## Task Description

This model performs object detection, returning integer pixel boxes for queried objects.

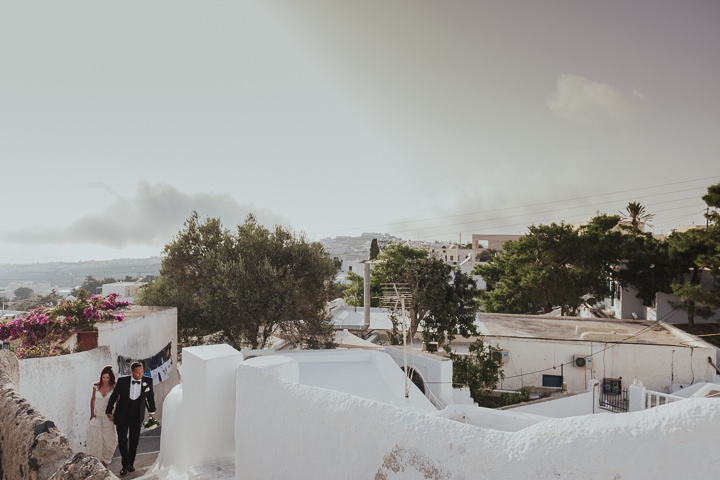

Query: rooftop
[474,313,701,347]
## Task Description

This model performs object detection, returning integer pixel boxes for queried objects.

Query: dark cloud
[0,182,289,247]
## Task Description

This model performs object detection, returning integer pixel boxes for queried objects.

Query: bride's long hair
[95,365,116,387]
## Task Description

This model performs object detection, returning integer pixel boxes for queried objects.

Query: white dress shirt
[130,378,142,400]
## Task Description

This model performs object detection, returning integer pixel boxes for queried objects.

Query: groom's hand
[107,414,114,422]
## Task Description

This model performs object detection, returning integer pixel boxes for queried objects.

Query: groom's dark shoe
[120,467,128,476]
[128,465,136,472]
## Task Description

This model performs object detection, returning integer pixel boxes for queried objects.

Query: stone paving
[107,428,161,479]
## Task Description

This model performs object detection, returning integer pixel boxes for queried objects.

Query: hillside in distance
[0,257,162,289]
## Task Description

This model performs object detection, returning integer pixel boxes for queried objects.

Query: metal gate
[599,378,628,412]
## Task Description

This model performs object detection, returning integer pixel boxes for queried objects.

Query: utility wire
[310,175,720,238]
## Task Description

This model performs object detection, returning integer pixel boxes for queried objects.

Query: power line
[310,175,720,238]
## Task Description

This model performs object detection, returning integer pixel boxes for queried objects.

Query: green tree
[475,248,497,262]
[620,201,655,233]
[327,281,346,301]
[614,231,673,305]
[475,217,622,316]
[666,229,717,324]
[14,289,64,311]
[665,185,720,324]
[137,212,339,350]
[13,287,34,300]
[702,183,720,226]
[343,270,365,308]
[71,276,118,296]
[445,339,504,404]
[371,245,479,344]
[369,238,380,260]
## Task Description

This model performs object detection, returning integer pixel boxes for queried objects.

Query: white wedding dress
[86,387,118,464]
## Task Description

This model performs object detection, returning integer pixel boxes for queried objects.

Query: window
[542,374,563,388]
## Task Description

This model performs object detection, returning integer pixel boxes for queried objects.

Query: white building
[148,344,720,479]
[461,312,718,393]
[101,280,147,303]
[608,272,720,324]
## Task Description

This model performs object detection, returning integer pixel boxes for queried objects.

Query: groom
[107,361,156,476]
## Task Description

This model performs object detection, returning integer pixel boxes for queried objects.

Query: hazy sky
[1,0,719,264]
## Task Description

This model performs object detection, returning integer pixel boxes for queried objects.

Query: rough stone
[48,453,118,480]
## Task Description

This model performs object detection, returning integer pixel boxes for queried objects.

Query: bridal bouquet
[143,418,161,431]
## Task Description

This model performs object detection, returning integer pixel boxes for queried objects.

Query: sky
[1,0,719,264]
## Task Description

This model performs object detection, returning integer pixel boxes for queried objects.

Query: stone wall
[0,350,116,480]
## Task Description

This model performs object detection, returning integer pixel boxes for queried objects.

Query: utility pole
[380,283,413,398]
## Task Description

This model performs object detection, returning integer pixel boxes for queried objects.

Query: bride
[87,365,118,468]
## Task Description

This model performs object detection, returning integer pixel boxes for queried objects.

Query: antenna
[380,283,412,398]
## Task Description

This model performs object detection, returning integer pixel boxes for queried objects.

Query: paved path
[108,427,161,479]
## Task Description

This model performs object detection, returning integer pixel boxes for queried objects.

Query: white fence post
[628,378,646,412]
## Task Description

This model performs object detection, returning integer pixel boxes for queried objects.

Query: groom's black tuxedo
[106,375,156,470]
[107,375,156,422]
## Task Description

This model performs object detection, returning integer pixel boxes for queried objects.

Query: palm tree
[621,201,654,233]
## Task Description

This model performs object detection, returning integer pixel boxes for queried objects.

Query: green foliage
[0,292,128,359]
[371,245,479,344]
[14,287,34,300]
[475,217,622,316]
[71,276,119,297]
[620,201,654,233]
[370,238,380,260]
[445,339,504,403]
[475,387,532,408]
[11,289,64,312]
[702,183,720,225]
[327,281,346,301]
[332,257,343,271]
[666,189,720,324]
[614,232,673,303]
[343,270,365,307]
[137,212,339,350]
[475,249,497,263]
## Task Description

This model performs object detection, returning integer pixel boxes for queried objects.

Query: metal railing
[599,379,629,412]
[643,390,683,409]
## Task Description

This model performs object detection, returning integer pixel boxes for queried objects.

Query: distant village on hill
[0,257,163,297]
[0,233,478,298]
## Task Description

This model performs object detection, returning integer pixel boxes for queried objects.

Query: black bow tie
[132,380,141,384]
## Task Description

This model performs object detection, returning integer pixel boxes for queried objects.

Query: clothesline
[117,342,172,385]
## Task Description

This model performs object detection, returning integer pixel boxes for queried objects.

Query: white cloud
[0,182,290,248]
[547,74,641,126]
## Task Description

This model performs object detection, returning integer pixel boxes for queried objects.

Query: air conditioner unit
[491,350,510,363]
[573,354,593,368]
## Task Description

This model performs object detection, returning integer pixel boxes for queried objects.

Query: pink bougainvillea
[0,290,130,359]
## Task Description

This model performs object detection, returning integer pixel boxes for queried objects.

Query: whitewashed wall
[233,361,720,479]
[96,306,179,417]
[491,335,716,393]
[615,286,646,319]
[18,346,113,451]
[385,346,453,406]
[509,390,603,418]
